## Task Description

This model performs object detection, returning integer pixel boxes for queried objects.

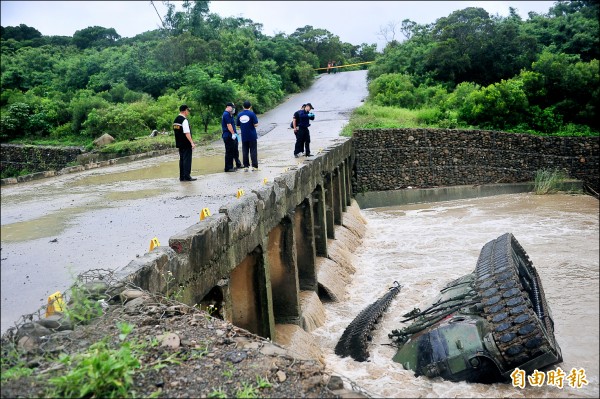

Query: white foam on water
[312,193,599,398]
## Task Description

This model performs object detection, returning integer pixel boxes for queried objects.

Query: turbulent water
[311,193,599,398]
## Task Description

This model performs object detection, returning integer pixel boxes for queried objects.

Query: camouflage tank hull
[336,233,563,384]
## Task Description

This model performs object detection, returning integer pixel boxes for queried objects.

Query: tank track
[474,233,562,370]
[335,282,401,362]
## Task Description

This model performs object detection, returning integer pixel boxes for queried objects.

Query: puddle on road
[105,188,165,201]
[0,205,95,243]
[1,155,227,243]
[68,155,224,186]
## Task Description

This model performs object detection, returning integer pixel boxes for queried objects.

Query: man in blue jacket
[292,103,315,158]
[221,102,243,172]
[236,100,260,171]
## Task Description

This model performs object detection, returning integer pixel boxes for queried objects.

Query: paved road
[0,70,369,333]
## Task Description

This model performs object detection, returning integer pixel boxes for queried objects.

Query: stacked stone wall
[353,129,599,193]
[1,144,84,174]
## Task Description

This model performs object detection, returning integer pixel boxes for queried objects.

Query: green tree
[0,102,31,140]
[459,79,529,129]
[369,73,417,108]
[290,25,345,68]
[255,34,317,92]
[242,62,284,111]
[368,21,434,83]
[217,29,260,81]
[1,45,63,90]
[425,7,495,85]
[161,0,210,36]
[153,31,210,72]
[356,43,378,63]
[1,24,42,41]
[69,90,110,135]
[526,0,600,61]
[530,50,599,128]
[72,26,121,49]
[182,66,236,133]
[82,102,150,140]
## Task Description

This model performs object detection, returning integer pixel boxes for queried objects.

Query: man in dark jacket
[173,104,197,181]
[292,103,315,158]
[221,102,242,172]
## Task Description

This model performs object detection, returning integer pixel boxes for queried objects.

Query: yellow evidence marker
[200,207,211,220]
[45,291,65,317]
[149,237,160,251]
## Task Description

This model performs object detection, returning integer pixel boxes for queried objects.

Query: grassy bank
[341,104,599,138]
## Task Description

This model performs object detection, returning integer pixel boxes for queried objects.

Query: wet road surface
[0,70,369,333]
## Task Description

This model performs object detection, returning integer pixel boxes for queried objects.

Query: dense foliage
[367,0,599,135]
[0,1,375,143]
[1,0,598,147]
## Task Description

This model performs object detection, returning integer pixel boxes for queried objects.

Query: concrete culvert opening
[197,286,224,320]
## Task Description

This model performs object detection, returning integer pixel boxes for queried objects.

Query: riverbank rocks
[93,133,115,147]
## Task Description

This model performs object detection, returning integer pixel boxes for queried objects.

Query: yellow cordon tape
[314,61,374,71]
[200,207,211,220]
[149,237,160,251]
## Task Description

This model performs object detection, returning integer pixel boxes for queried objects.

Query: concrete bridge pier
[115,140,357,355]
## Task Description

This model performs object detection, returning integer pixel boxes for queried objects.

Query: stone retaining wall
[352,128,599,193]
[1,144,84,175]
[0,144,176,185]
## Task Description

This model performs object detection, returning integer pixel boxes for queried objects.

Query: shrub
[0,103,31,140]
[414,107,444,126]
[459,79,529,129]
[47,323,140,398]
[534,168,567,194]
[369,73,417,108]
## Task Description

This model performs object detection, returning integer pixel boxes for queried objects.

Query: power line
[150,1,165,29]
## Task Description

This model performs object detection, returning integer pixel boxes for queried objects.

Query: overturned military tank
[335,233,563,383]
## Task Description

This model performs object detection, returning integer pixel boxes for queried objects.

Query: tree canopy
[1,0,597,143]
[1,1,375,142]
[367,0,598,133]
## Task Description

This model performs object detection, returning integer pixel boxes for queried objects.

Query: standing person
[173,104,197,181]
[236,100,259,171]
[293,103,315,158]
[221,102,242,172]
[291,104,304,156]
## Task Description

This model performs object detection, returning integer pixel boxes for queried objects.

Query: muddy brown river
[311,192,598,398]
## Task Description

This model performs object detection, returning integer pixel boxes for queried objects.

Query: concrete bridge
[114,140,357,352]
[111,126,597,352]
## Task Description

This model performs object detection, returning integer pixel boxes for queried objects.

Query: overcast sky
[1,1,556,50]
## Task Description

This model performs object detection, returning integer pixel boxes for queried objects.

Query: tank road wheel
[474,233,562,371]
